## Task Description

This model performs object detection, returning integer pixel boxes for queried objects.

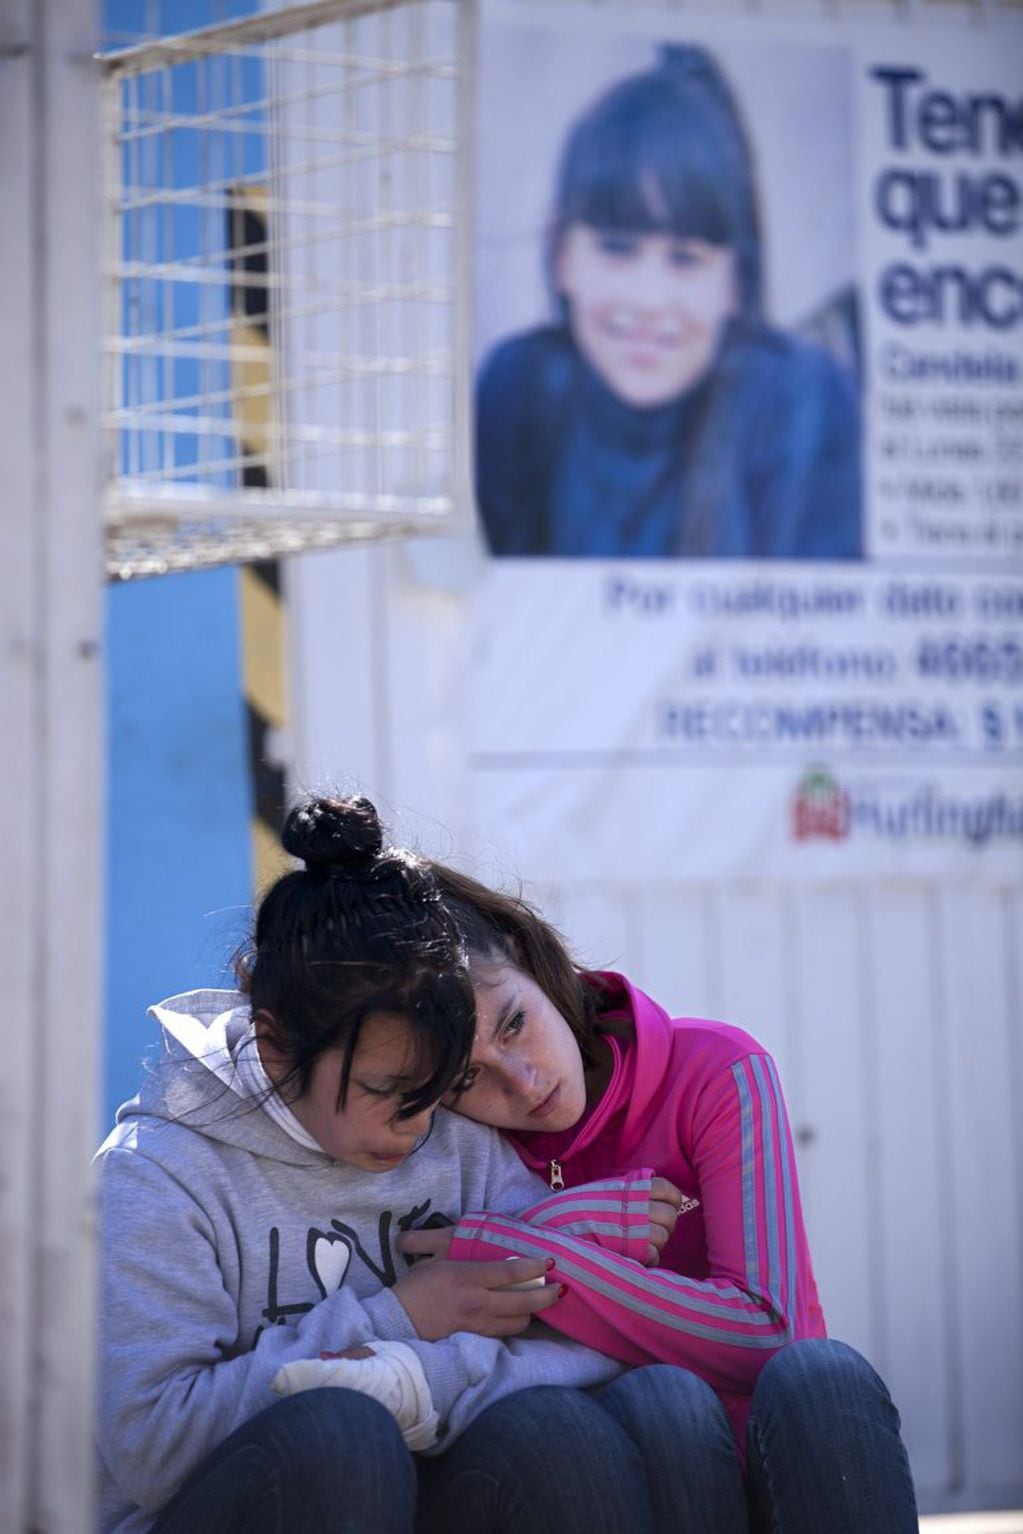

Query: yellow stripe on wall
[241,563,285,733]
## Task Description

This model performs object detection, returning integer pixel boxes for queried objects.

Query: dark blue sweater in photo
[475,323,862,560]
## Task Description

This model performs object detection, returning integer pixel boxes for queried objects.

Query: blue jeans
[416,1384,655,1534]
[592,1340,918,1534]
[746,1338,919,1533]
[148,1341,918,1533]
[148,1384,655,1534]
[149,1389,416,1534]
[597,1364,749,1529]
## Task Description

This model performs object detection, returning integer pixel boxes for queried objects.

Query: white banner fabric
[469,4,1023,879]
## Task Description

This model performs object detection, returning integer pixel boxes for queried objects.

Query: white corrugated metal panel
[535,877,1023,1510]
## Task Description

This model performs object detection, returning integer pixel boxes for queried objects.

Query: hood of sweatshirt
[119,988,338,1168]
[506,971,676,1179]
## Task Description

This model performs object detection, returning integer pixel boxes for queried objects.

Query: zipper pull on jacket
[549,1159,565,1190]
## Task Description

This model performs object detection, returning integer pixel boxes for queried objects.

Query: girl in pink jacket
[397,865,920,1533]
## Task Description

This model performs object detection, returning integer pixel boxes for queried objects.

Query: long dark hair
[547,44,763,323]
[237,795,475,1120]
[427,863,623,1069]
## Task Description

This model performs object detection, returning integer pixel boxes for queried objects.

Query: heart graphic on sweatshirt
[307,1229,352,1297]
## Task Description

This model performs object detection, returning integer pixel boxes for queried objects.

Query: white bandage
[272,1338,439,1451]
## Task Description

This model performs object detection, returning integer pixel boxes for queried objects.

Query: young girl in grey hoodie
[96,796,665,1534]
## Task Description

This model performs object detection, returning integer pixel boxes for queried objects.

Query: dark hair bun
[282,795,384,873]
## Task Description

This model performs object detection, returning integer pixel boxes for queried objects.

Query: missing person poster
[468,2,1023,879]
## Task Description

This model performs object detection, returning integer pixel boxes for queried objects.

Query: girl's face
[267,1012,441,1172]
[556,224,737,408]
[449,963,589,1135]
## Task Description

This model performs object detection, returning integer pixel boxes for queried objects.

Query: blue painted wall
[104,570,252,1124]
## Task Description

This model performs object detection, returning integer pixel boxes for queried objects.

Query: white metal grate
[101,0,467,580]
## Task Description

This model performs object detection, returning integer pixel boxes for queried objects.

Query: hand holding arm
[391,1253,559,1340]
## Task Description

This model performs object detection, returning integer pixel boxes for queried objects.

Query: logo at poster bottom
[792,767,851,842]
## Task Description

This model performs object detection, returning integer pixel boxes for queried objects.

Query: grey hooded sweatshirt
[96,991,622,1534]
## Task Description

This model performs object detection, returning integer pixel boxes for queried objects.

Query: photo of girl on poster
[475,41,862,560]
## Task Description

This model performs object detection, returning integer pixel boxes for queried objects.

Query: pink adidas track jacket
[448,973,826,1447]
